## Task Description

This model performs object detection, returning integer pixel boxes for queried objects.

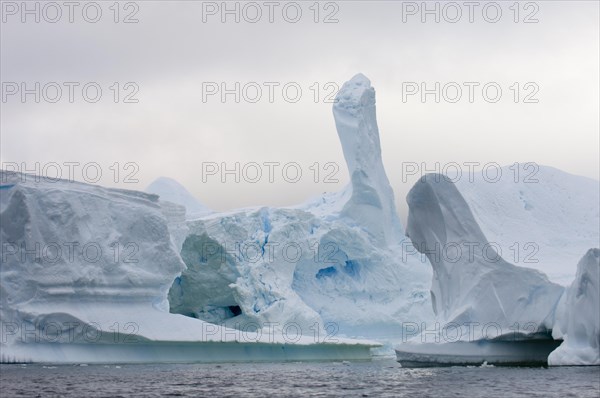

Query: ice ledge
[395,337,562,367]
[2,342,376,364]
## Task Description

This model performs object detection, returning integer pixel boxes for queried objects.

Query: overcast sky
[1,0,598,223]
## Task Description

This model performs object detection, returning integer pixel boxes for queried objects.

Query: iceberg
[164,74,434,342]
[549,248,600,366]
[0,73,431,363]
[2,73,595,366]
[405,174,564,330]
[398,173,599,366]
[0,172,376,363]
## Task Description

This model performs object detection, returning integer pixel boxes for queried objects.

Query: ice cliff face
[406,175,564,331]
[0,172,184,315]
[167,74,433,338]
[549,248,600,365]
[0,171,186,359]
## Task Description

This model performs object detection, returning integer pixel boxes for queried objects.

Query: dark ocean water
[1,360,599,397]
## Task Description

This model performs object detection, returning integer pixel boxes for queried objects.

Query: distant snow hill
[146,176,212,219]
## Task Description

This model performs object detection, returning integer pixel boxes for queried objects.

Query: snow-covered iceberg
[399,173,599,366]
[549,248,600,366]
[0,171,376,363]
[0,73,431,363]
[3,73,595,366]
[405,174,564,330]
[163,74,434,342]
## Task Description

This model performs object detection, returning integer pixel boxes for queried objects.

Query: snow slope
[549,248,600,366]
[456,165,599,285]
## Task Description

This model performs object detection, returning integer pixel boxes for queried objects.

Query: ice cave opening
[167,233,243,325]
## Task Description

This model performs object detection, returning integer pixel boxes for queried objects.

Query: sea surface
[1,360,599,397]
